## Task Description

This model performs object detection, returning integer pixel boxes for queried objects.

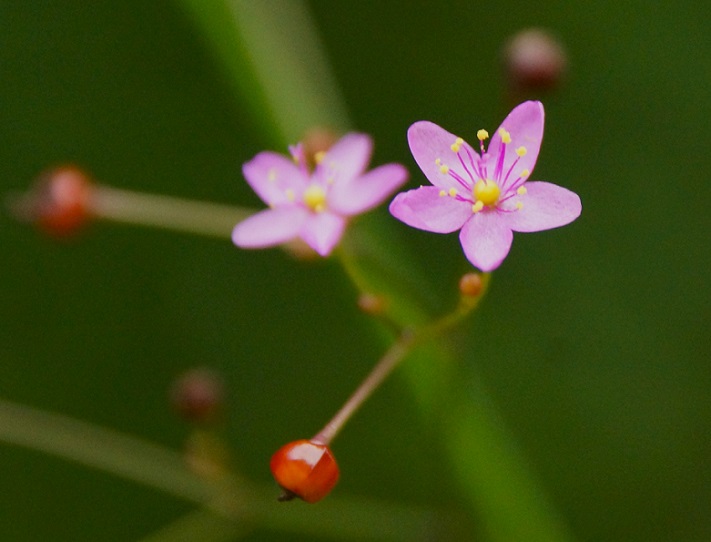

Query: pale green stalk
[0,397,454,542]
[90,185,252,239]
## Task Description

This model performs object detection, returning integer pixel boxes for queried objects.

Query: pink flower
[389,101,581,271]
[233,134,408,256]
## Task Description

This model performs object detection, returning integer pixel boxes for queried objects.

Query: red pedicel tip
[15,165,94,236]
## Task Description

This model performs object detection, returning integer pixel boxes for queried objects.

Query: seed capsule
[270,439,339,503]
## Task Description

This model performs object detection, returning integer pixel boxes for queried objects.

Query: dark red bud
[170,368,225,424]
[503,28,567,94]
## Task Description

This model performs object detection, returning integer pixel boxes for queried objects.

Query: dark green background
[1,1,710,540]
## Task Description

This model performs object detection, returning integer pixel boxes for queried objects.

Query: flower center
[473,179,500,206]
[303,184,327,213]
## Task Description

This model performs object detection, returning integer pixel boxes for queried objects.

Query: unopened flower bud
[282,237,320,260]
[459,272,483,298]
[503,28,567,94]
[302,127,339,168]
[11,165,94,236]
[357,293,388,315]
[170,368,225,424]
[270,439,339,503]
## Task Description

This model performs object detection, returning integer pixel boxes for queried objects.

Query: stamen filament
[447,169,471,191]
[457,152,475,183]
[494,142,506,181]
[503,156,521,190]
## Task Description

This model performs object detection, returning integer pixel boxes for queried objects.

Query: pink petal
[459,212,513,271]
[499,181,582,232]
[315,133,372,185]
[242,152,309,206]
[300,211,346,256]
[232,207,307,248]
[329,163,409,216]
[486,101,544,191]
[389,186,472,233]
[407,121,479,191]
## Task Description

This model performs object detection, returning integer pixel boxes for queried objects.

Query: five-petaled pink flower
[233,134,408,256]
[389,101,581,271]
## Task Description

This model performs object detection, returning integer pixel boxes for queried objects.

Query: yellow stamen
[267,168,277,182]
[517,186,527,195]
[448,188,457,197]
[472,201,484,213]
[516,202,524,210]
[477,129,489,141]
[314,151,326,164]
[516,146,527,157]
[439,190,446,197]
[450,137,464,152]
[499,128,511,144]
[439,164,450,174]
[303,184,327,212]
[473,179,501,206]
[520,168,530,178]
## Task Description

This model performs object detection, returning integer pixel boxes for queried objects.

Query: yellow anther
[435,158,442,165]
[516,202,524,210]
[450,137,464,152]
[472,201,484,213]
[448,188,457,197]
[499,128,512,144]
[477,129,489,141]
[517,186,527,195]
[516,146,527,157]
[314,151,326,164]
[473,179,501,206]
[267,168,277,182]
[303,184,327,212]
[285,189,295,201]
[439,190,446,197]
[520,169,530,178]
[439,164,450,174]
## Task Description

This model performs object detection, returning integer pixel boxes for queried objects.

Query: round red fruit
[270,439,339,503]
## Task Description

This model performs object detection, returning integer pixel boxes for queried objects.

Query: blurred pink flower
[389,101,581,271]
[233,134,408,256]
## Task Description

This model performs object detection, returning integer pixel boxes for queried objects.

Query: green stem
[176,0,350,144]
[90,185,252,239]
[137,508,249,542]
[314,272,491,446]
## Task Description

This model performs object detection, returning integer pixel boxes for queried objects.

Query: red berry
[270,439,339,503]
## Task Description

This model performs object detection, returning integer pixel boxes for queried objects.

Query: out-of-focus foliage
[0,1,710,541]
